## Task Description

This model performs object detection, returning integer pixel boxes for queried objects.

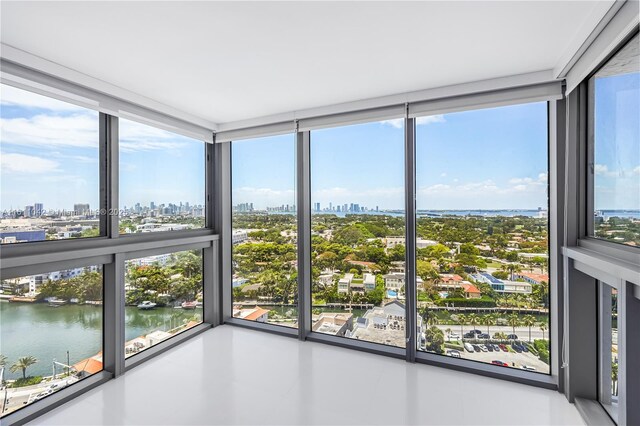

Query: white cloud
[440,172,447,177]
[1,153,60,174]
[380,115,445,129]
[1,85,86,112]
[380,118,403,129]
[416,115,446,125]
[0,110,191,153]
[594,164,640,178]
[119,119,190,152]
[1,113,99,148]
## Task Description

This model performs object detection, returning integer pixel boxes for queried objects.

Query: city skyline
[1,84,205,211]
[3,78,638,212]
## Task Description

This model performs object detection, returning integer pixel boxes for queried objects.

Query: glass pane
[231,134,298,328]
[600,284,619,423]
[0,266,103,417]
[119,119,205,234]
[310,120,405,347]
[590,33,640,246]
[124,249,203,358]
[415,103,550,373]
[0,84,100,243]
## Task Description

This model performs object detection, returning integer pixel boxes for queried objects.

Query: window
[599,282,619,423]
[0,84,100,243]
[124,249,203,358]
[310,120,405,347]
[589,33,640,246]
[415,103,551,373]
[0,266,103,417]
[119,119,206,234]
[231,134,298,328]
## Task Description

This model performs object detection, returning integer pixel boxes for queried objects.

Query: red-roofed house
[514,272,549,285]
[462,283,482,299]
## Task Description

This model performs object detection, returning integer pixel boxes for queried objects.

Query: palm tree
[425,310,439,327]
[481,314,495,336]
[0,354,7,368]
[523,315,536,342]
[507,313,521,337]
[445,328,453,341]
[539,322,548,340]
[468,313,479,331]
[10,356,37,380]
[501,263,522,281]
[457,314,467,337]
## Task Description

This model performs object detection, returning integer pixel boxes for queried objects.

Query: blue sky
[233,103,551,210]
[3,74,638,212]
[593,72,640,210]
[1,84,204,211]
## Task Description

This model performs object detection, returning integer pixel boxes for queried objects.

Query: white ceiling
[0,1,615,127]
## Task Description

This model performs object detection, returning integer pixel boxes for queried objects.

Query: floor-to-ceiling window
[588,32,639,246]
[0,265,104,417]
[119,119,206,234]
[415,103,551,373]
[231,134,298,327]
[0,84,100,242]
[310,120,406,347]
[124,249,204,358]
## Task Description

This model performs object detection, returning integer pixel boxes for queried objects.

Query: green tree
[522,315,536,342]
[425,326,445,354]
[538,322,548,340]
[481,314,495,336]
[457,314,467,337]
[468,313,480,331]
[10,356,37,380]
[501,263,522,280]
[507,313,521,336]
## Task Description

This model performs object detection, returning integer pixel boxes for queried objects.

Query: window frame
[221,87,563,390]
[228,133,300,331]
[116,117,210,238]
[0,86,218,426]
[584,29,640,251]
[0,83,107,245]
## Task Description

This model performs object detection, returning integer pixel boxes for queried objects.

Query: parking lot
[455,346,550,373]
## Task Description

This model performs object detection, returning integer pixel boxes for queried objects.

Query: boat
[137,301,157,310]
[181,301,197,310]
[47,297,68,306]
[8,296,37,303]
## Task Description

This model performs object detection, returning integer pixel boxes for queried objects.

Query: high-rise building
[74,203,90,216]
[24,205,34,218]
[34,203,43,217]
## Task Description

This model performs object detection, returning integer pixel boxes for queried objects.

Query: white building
[337,273,354,293]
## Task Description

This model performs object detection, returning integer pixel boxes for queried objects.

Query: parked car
[447,349,462,358]
[471,329,482,335]
[511,343,523,353]
[486,344,494,352]
[499,344,508,352]
[472,344,482,352]
[463,332,476,339]
[478,333,490,339]
[507,334,518,340]
[479,344,488,352]
[448,333,460,340]
[491,360,509,366]
[492,344,501,351]
[464,342,475,353]
[520,343,529,352]
[521,365,537,372]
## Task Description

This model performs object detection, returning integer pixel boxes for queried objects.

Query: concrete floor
[30,325,585,425]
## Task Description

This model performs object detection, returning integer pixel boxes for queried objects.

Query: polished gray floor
[30,325,585,425]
